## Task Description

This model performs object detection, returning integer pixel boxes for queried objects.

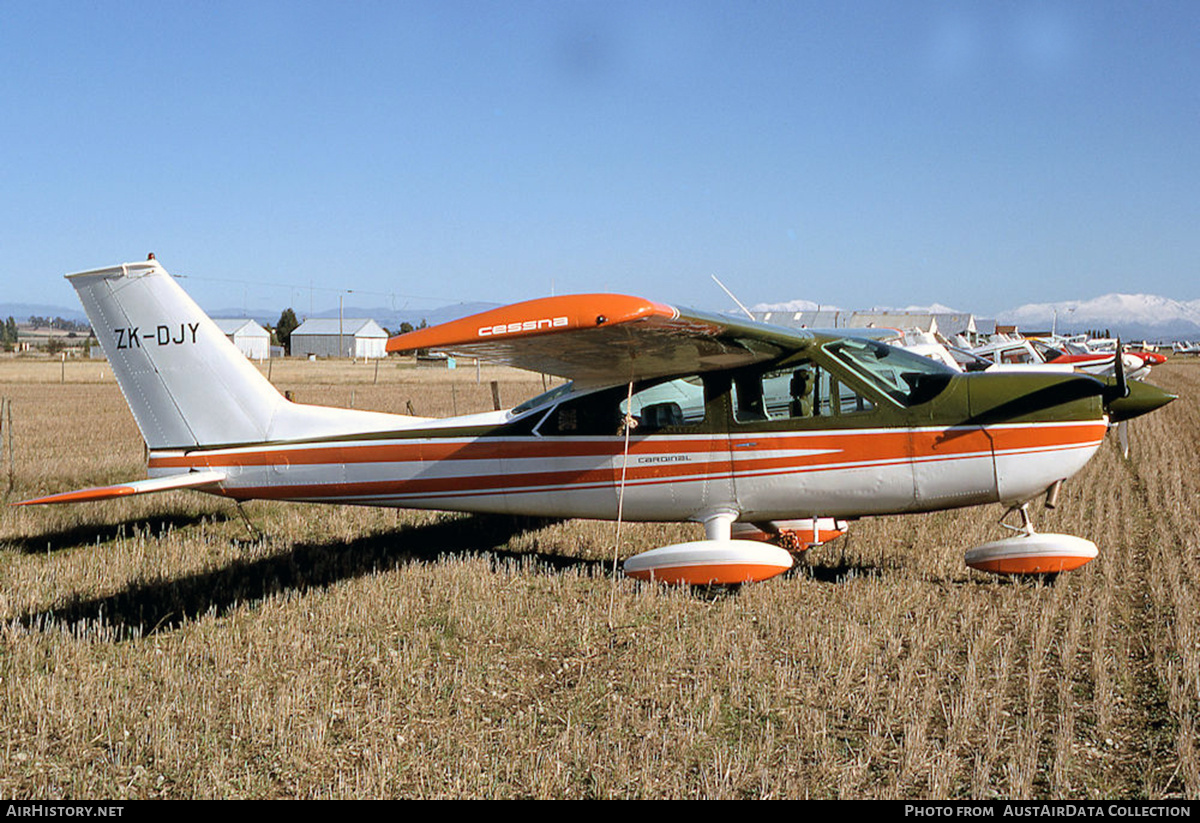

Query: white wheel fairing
[623,540,794,585]
[965,533,1098,575]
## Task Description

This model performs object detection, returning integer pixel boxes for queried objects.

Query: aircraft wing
[386,294,812,383]
[14,470,227,506]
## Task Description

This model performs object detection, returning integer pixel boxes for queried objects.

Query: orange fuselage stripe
[149,422,1107,471]
[148,422,1106,503]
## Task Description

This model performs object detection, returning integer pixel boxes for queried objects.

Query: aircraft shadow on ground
[17,513,604,639]
[14,516,960,638]
[6,511,232,556]
[796,547,1059,588]
[795,560,894,584]
[788,534,907,584]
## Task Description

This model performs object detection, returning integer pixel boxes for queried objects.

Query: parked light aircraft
[17,261,1176,583]
[1035,339,1165,379]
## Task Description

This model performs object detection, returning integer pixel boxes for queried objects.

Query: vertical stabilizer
[70,261,287,449]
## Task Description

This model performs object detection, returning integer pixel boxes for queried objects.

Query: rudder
[71,261,287,449]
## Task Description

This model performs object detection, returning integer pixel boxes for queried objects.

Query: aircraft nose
[1106,380,1176,422]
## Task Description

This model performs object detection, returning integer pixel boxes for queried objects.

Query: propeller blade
[1113,338,1127,398]
[1101,337,1134,407]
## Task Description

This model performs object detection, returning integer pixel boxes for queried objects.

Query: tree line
[24,316,91,332]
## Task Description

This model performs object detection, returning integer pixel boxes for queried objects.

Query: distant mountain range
[749,299,845,314]
[7,293,1200,342]
[750,299,965,315]
[0,302,89,324]
[0,300,500,334]
[752,293,1200,341]
[996,294,1200,340]
[207,302,502,332]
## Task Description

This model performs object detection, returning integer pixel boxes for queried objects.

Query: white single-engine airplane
[17,261,1175,584]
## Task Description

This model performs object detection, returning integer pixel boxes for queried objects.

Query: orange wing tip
[964,534,1098,575]
[623,540,794,585]
[387,293,678,353]
[13,470,227,506]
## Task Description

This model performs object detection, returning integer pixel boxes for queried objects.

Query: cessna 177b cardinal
[17,261,1175,585]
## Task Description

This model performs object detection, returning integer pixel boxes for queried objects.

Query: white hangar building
[212,318,272,360]
[290,318,388,359]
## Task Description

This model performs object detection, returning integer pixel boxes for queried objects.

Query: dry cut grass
[1,358,1197,798]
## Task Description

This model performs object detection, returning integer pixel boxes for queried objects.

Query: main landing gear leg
[234,500,263,542]
[999,502,1037,537]
[701,510,738,542]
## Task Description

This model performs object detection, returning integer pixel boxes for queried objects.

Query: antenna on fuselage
[711,275,757,322]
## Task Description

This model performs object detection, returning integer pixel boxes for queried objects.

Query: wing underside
[387,294,812,383]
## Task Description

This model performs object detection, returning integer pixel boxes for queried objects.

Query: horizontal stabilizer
[14,470,226,506]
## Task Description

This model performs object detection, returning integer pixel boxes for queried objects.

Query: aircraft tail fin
[70,261,289,449]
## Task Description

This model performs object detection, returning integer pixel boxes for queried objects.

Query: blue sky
[2,1,1197,318]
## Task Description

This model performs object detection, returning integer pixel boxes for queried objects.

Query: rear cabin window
[619,376,706,429]
[537,376,707,436]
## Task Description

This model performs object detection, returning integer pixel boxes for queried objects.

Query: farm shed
[212,318,271,360]
[290,318,388,359]
[752,309,848,329]
[847,311,979,341]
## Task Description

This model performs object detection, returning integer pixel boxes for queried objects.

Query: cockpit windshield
[511,381,576,415]
[1031,340,1067,361]
[823,338,955,406]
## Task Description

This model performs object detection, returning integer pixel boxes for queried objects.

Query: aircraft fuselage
[147,367,1113,526]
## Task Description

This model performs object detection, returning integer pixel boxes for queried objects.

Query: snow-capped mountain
[749,300,962,314]
[886,303,964,314]
[997,294,1200,339]
[749,299,843,313]
[751,293,1200,340]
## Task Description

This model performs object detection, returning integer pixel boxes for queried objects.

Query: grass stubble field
[0,356,1197,799]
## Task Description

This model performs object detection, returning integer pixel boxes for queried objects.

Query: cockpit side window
[732,360,875,423]
[512,381,576,415]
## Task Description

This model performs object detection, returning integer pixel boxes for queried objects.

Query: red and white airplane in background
[963,336,1163,381]
[17,261,1175,584]
[1032,338,1166,379]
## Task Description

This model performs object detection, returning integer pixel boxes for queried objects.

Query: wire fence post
[5,398,12,494]
[0,397,6,494]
